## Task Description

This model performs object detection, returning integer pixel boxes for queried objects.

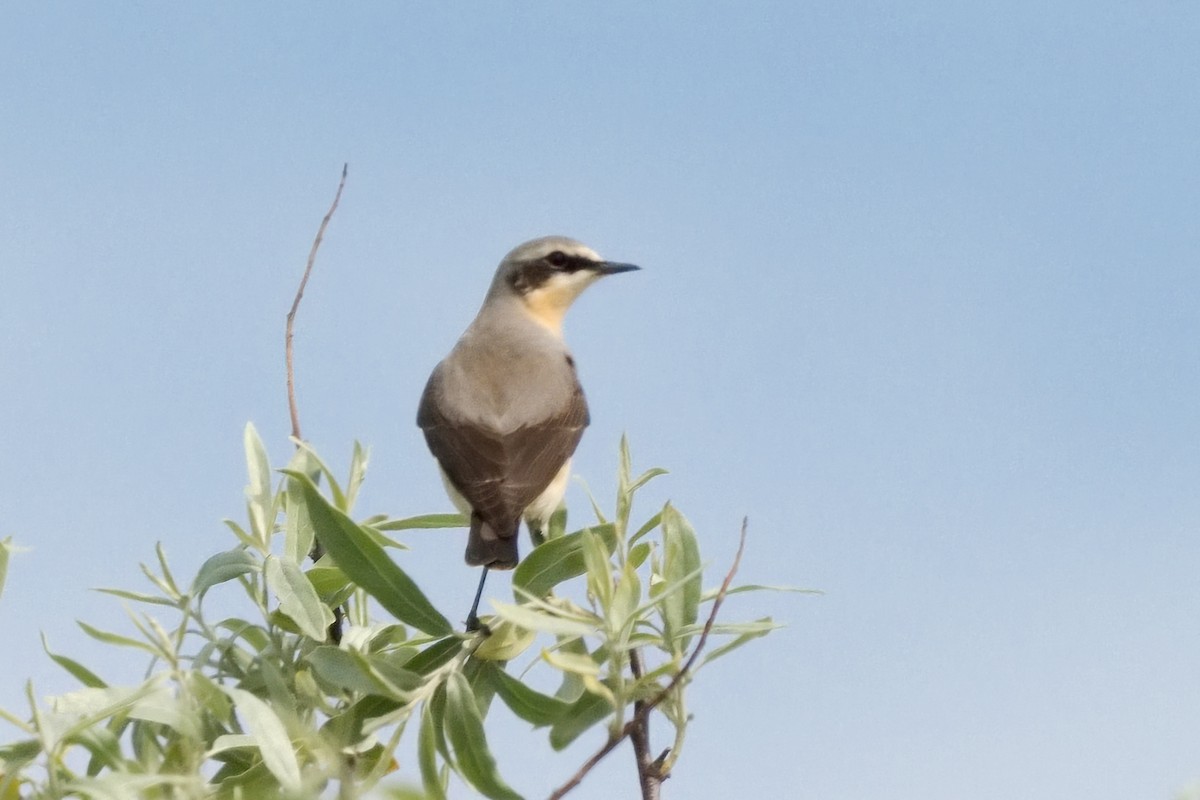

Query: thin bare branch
[628,649,661,800]
[547,518,750,800]
[283,164,348,643]
[286,163,348,442]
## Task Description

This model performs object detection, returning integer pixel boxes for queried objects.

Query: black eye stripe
[545,252,591,273]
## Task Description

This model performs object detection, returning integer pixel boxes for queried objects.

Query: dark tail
[465,513,519,569]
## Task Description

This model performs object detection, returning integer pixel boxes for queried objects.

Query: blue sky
[2,3,1199,798]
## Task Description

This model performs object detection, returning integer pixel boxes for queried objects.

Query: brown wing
[417,368,589,538]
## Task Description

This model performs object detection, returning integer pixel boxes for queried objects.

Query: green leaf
[629,511,663,546]
[548,692,611,751]
[551,637,590,703]
[90,588,176,607]
[677,617,781,638]
[69,725,124,773]
[42,634,106,689]
[582,528,613,609]
[306,563,354,607]
[0,738,41,767]
[283,448,318,563]
[512,524,616,598]
[418,704,448,800]
[264,555,334,641]
[490,601,596,638]
[610,559,642,640]
[243,423,275,546]
[404,637,462,675]
[660,503,703,653]
[290,439,347,510]
[283,470,452,636]
[354,651,425,699]
[153,542,180,598]
[546,506,568,541]
[0,536,26,602]
[541,649,600,677]
[76,622,158,656]
[700,626,777,667]
[702,583,821,600]
[443,673,523,800]
[192,548,259,598]
[473,619,536,662]
[221,519,258,549]
[629,467,668,495]
[224,686,301,792]
[345,441,370,513]
[372,513,468,531]
[305,647,381,696]
[628,541,651,569]
[490,668,571,727]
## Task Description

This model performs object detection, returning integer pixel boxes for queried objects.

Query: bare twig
[628,650,661,800]
[284,164,348,642]
[547,518,750,800]
[286,163,348,443]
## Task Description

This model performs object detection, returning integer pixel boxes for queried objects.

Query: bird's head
[489,236,640,334]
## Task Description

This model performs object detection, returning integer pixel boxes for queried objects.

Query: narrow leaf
[548,693,611,751]
[224,686,301,791]
[76,622,157,655]
[443,673,523,800]
[404,637,462,675]
[91,588,175,607]
[41,634,106,689]
[490,601,596,638]
[283,448,318,563]
[305,647,383,695]
[473,619,536,662]
[192,548,259,598]
[243,423,274,545]
[345,441,370,513]
[629,511,663,546]
[373,513,468,531]
[660,503,703,653]
[0,536,24,602]
[418,705,448,800]
[490,668,571,727]
[283,470,452,636]
[512,524,616,598]
[265,555,334,641]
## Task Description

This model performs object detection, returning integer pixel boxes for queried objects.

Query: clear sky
[2,3,1198,799]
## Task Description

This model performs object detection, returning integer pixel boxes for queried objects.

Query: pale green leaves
[264,555,334,641]
[0,536,28,603]
[282,470,451,637]
[443,673,523,800]
[0,429,796,800]
[659,503,703,653]
[223,687,301,792]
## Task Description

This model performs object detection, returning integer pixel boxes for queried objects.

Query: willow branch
[286,163,348,442]
[628,650,661,800]
[547,518,749,800]
[283,164,348,642]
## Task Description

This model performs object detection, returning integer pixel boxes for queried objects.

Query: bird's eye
[546,251,568,268]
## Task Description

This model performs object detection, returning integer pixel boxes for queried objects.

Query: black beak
[594,261,640,276]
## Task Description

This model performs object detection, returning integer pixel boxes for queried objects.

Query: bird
[417,236,639,628]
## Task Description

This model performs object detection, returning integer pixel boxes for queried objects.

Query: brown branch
[628,650,661,800]
[283,164,348,642]
[286,163,348,443]
[547,518,749,800]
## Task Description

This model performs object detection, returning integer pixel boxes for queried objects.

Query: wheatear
[417,236,639,626]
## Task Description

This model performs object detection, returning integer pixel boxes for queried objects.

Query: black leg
[465,567,489,632]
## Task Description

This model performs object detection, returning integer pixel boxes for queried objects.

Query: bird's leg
[465,567,490,632]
